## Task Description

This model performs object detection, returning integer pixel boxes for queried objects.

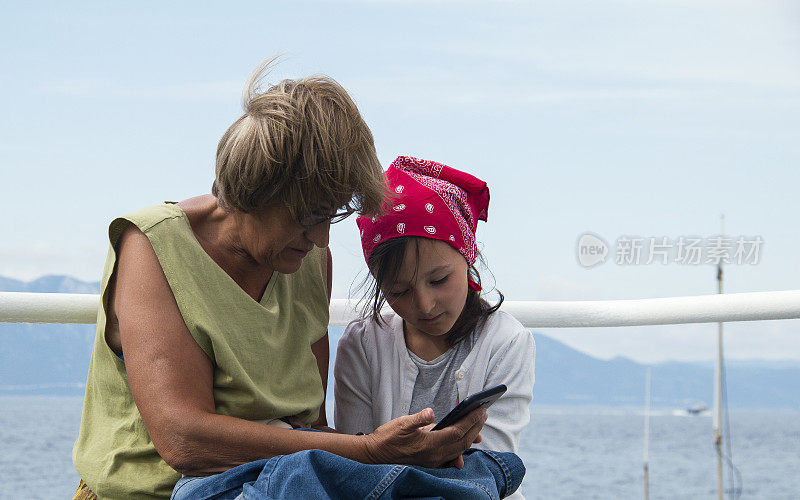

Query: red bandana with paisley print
[357,155,490,291]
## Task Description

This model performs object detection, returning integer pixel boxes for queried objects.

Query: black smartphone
[432,384,507,431]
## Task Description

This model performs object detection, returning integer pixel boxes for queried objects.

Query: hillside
[2,275,799,409]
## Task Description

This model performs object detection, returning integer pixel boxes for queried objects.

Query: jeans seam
[446,478,495,499]
[170,476,201,499]
[483,450,512,497]
[262,455,283,494]
[365,465,406,500]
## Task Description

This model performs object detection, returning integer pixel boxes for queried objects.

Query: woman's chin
[273,257,304,274]
[279,263,303,274]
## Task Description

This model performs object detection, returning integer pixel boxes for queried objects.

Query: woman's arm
[115,226,484,475]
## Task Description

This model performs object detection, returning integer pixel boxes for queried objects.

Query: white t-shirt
[333,309,535,454]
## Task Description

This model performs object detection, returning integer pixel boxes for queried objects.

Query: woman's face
[383,238,469,338]
[236,205,330,274]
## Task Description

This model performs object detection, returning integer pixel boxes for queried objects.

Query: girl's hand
[363,407,487,469]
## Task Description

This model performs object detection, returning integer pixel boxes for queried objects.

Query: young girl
[334,156,535,457]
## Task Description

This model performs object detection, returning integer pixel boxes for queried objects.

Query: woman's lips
[290,248,310,258]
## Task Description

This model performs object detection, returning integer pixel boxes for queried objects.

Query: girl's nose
[413,288,436,316]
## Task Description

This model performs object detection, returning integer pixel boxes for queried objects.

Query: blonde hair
[212,58,386,219]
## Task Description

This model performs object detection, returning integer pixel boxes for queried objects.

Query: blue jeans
[171,448,524,499]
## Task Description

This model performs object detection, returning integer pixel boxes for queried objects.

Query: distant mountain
[2,275,799,410]
[0,275,99,294]
[0,275,99,395]
[532,334,800,410]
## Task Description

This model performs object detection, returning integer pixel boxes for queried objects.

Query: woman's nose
[304,221,330,248]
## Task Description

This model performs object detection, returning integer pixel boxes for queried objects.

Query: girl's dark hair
[363,237,504,347]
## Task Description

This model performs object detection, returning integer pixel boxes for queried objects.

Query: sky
[2,0,799,362]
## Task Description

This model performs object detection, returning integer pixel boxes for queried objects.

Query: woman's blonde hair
[212,58,386,219]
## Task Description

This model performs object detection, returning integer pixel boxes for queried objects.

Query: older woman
[71,62,487,500]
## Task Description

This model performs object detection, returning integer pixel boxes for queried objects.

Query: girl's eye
[388,289,408,298]
[431,275,449,286]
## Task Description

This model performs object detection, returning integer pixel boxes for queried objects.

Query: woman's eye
[388,289,408,298]
[431,275,449,285]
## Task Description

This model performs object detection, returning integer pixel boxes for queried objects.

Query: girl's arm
[475,329,536,453]
[333,321,375,434]
[115,225,486,476]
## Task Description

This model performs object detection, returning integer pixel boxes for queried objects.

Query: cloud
[345,54,800,113]
[0,243,106,282]
[38,79,241,102]
[348,73,706,113]
[338,1,800,112]
[433,38,800,93]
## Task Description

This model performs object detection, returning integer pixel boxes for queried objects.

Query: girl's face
[382,238,469,338]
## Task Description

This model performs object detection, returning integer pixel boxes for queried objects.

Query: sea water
[1,397,798,499]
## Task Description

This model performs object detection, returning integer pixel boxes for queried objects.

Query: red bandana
[357,156,490,291]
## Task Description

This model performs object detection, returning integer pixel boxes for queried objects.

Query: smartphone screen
[432,384,507,431]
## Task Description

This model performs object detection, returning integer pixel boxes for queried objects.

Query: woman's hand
[363,407,487,469]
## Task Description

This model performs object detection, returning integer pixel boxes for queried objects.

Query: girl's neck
[402,321,451,361]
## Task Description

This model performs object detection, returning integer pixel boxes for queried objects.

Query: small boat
[686,403,708,415]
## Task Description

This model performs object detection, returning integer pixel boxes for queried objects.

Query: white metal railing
[2,290,800,327]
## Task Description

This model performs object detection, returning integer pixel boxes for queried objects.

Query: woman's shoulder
[109,203,184,243]
[121,203,183,230]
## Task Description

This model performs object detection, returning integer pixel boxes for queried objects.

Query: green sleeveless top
[72,203,329,499]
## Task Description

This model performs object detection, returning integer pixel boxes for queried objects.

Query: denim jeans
[171,448,524,500]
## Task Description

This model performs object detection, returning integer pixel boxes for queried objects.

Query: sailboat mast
[643,366,651,500]
[713,214,725,500]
